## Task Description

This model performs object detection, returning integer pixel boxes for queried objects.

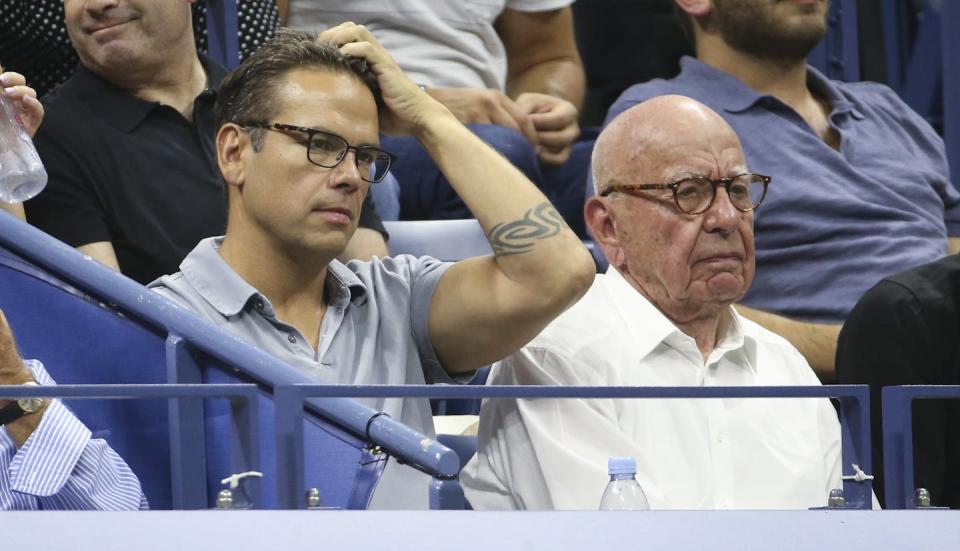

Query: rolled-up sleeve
[2,360,147,510]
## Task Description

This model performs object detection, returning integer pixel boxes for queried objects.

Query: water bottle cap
[607,457,637,475]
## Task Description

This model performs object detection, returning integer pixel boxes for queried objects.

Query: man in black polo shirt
[26,0,386,285]
[837,255,960,508]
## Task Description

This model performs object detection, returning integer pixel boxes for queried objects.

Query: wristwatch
[0,381,47,425]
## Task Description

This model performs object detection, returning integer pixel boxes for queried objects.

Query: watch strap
[0,399,27,425]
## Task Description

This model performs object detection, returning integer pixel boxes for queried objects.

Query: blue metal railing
[0,383,260,507]
[276,384,874,510]
[881,385,960,509]
[0,212,457,507]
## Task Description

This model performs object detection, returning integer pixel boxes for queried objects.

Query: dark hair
[214,28,383,150]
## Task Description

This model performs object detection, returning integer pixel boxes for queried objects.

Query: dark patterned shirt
[0,0,279,98]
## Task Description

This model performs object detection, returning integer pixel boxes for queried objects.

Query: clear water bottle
[599,457,650,510]
[0,93,47,203]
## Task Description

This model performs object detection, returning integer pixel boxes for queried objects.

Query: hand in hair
[318,22,451,136]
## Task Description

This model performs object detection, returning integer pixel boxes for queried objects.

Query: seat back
[383,220,491,261]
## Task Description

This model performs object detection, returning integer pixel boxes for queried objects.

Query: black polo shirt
[26,57,384,285]
[837,254,960,509]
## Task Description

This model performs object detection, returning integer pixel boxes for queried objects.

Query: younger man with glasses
[149,26,595,508]
[26,0,386,286]
[462,96,843,510]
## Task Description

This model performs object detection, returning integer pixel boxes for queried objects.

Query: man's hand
[0,309,30,386]
[317,22,450,137]
[515,92,579,165]
[425,87,540,148]
[0,309,46,447]
[0,68,44,138]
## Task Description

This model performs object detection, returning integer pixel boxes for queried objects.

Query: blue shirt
[0,360,148,510]
[603,57,960,322]
[150,237,455,508]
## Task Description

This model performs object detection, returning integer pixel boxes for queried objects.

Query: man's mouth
[312,207,354,225]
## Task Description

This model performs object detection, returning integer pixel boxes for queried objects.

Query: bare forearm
[506,58,585,109]
[948,236,960,255]
[415,113,588,265]
[736,305,840,382]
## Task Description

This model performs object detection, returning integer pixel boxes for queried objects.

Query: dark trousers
[383,124,595,238]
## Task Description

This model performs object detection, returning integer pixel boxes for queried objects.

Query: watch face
[17,396,45,414]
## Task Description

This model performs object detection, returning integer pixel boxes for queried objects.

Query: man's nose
[330,150,364,192]
[85,0,121,13]
[703,186,743,233]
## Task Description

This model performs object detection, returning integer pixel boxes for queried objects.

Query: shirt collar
[678,56,863,120]
[179,237,368,317]
[601,266,756,372]
[600,267,684,360]
[69,54,228,133]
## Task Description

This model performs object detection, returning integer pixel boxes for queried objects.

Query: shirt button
[255,300,265,310]
[287,334,297,344]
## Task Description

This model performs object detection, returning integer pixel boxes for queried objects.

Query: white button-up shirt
[461,268,842,510]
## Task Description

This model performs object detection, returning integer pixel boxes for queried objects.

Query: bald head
[585,95,757,332]
[591,96,742,195]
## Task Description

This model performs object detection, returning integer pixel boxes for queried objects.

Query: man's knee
[467,124,542,184]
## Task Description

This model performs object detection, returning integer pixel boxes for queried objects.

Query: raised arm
[321,24,595,373]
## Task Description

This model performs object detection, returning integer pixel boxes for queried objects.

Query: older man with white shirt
[461,95,843,510]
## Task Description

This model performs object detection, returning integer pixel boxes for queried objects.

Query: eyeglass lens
[306,132,392,183]
[675,174,767,213]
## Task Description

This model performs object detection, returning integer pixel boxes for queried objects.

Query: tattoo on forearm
[487,202,568,257]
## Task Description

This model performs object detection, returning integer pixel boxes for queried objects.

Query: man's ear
[217,123,247,193]
[585,196,626,269]
[675,0,711,17]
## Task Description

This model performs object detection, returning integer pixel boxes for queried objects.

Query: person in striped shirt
[0,308,146,510]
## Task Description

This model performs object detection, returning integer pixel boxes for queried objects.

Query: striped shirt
[0,360,147,510]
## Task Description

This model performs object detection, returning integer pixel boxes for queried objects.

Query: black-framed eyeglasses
[246,122,395,183]
[599,173,771,215]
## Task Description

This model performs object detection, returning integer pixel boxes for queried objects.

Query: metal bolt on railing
[828,488,846,508]
[306,488,322,509]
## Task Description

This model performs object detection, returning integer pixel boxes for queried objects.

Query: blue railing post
[429,478,466,510]
[881,386,913,509]
[881,386,960,509]
[837,384,871,508]
[274,385,307,509]
[166,335,209,509]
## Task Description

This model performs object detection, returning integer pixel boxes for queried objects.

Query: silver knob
[305,487,322,509]
[914,488,931,507]
[827,488,845,507]
[216,489,234,509]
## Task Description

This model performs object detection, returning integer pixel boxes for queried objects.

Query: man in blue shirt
[601,0,960,379]
[0,309,146,510]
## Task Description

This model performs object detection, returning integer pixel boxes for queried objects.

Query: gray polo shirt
[149,236,455,508]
